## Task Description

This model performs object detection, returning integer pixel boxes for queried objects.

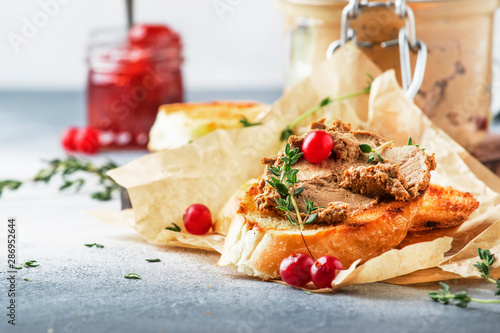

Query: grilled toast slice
[219,119,437,279]
[397,184,480,248]
[219,185,425,279]
[409,184,479,232]
[148,101,268,151]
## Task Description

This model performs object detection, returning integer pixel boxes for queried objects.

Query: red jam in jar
[87,24,183,150]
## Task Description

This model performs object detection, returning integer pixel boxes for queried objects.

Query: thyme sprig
[266,143,320,258]
[429,282,500,308]
[240,117,262,127]
[359,141,393,164]
[429,248,500,308]
[267,143,320,229]
[280,73,374,142]
[0,156,119,201]
[474,248,500,295]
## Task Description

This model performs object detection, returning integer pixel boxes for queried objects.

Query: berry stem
[289,190,315,261]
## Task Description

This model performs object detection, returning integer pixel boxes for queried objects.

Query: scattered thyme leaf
[359,144,372,153]
[124,273,141,279]
[407,136,426,151]
[304,291,312,295]
[84,243,104,248]
[240,117,262,127]
[0,156,119,201]
[21,260,39,268]
[0,180,23,197]
[145,258,161,262]
[165,223,181,232]
[24,278,31,282]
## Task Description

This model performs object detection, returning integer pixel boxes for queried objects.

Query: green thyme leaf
[22,260,39,268]
[275,182,290,197]
[365,72,375,83]
[319,96,333,107]
[124,273,141,279]
[24,278,31,282]
[294,187,305,196]
[304,291,312,295]
[240,117,261,127]
[280,127,294,142]
[165,223,181,232]
[359,144,373,153]
[145,258,161,262]
[304,213,318,224]
[285,214,298,226]
[85,243,104,248]
[0,180,23,197]
[268,166,281,177]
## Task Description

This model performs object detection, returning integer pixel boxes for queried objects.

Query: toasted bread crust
[409,184,479,232]
[149,101,269,152]
[219,188,424,279]
[158,101,267,120]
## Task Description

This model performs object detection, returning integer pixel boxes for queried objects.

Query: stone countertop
[0,90,499,333]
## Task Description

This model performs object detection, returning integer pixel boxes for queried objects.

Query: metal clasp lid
[326,0,427,101]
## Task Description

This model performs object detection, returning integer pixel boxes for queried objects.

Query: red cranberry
[301,130,334,164]
[310,255,343,289]
[183,204,212,235]
[279,253,314,287]
[61,126,79,152]
[75,127,100,155]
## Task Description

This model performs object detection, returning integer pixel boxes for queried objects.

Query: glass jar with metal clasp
[278,0,499,150]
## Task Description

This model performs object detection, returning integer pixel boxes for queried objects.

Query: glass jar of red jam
[87,24,184,150]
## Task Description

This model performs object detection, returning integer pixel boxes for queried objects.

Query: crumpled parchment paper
[100,43,500,287]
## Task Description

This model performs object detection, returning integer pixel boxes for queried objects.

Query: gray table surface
[1,90,500,333]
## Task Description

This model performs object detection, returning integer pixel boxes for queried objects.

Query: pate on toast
[219,119,443,279]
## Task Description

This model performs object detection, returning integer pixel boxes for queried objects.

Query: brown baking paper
[103,43,500,287]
